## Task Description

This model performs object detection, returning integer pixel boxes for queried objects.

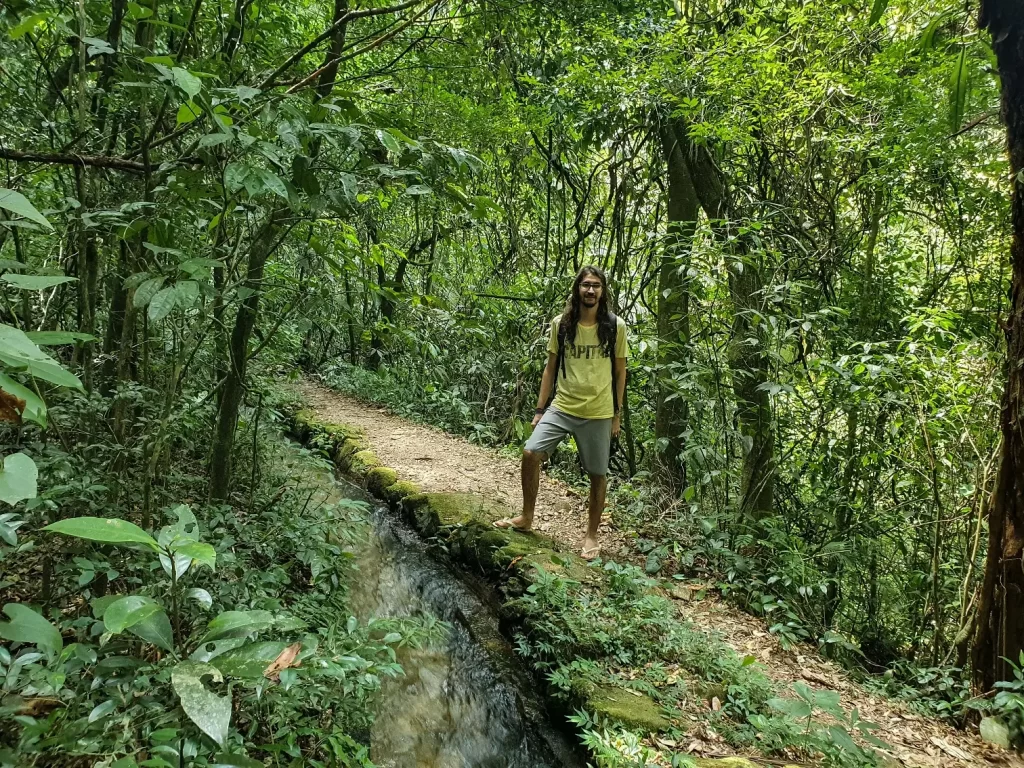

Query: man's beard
[581,296,598,306]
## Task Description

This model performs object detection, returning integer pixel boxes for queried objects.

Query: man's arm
[613,357,627,435]
[534,352,558,425]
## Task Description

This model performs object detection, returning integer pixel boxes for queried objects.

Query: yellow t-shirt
[547,315,629,419]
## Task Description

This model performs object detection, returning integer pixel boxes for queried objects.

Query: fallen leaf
[17,697,64,716]
[711,696,721,711]
[263,642,302,681]
[929,737,972,762]
[801,670,834,688]
[0,389,25,424]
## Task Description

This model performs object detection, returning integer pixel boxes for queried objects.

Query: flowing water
[343,483,584,768]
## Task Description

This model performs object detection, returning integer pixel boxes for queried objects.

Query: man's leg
[575,416,613,558]
[583,473,607,558]
[510,449,543,529]
[496,411,568,531]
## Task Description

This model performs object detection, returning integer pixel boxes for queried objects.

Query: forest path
[293,378,1019,768]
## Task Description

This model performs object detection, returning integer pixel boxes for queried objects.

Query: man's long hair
[561,265,616,357]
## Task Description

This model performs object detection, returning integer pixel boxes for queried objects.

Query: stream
[342,481,585,768]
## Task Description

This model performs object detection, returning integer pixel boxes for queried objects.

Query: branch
[257,0,423,91]
[0,148,146,173]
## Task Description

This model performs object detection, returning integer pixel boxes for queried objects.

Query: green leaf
[920,10,952,51]
[210,641,289,678]
[0,453,37,505]
[404,184,433,197]
[103,595,162,634]
[0,324,83,390]
[0,603,62,654]
[0,189,53,229]
[128,607,174,650]
[187,588,213,609]
[980,717,1010,749]
[827,725,861,755]
[91,594,121,619]
[24,331,95,345]
[176,101,202,126]
[171,68,202,99]
[88,699,116,723]
[175,281,200,309]
[9,13,51,40]
[148,286,177,322]
[868,0,888,25]
[2,274,75,290]
[44,517,160,551]
[174,541,216,570]
[133,276,165,308]
[202,610,274,643]
[375,129,403,155]
[767,697,812,719]
[257,169,289,201]
[171,661,230,747]
[199,133,233,149]
[382,632,402,644]
[211,753,264,768]
[949,46,969,133]
[224,162,251,193]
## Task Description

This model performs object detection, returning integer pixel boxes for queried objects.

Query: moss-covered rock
[349,449,381,477]
[365,466,399,497]
[383,479,421,505]
[576,682,670,732]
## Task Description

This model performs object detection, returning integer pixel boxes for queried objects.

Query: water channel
[341,481,585,768]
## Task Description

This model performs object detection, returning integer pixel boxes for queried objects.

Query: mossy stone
[583,684,670,732]
[350,450,381,477]
[424,492,509,526]
[384,480,421,505]
[365,466,399,498]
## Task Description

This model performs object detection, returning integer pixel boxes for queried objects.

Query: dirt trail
[294,378,1021,768]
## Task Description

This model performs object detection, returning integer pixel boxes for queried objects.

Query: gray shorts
[524,408,613,476]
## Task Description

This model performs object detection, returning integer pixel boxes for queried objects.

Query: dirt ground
[293,378,1023,768]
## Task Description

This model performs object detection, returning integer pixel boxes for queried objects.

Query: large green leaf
[949,46,969,132]
[0,324,83,390]
[2,274,76,291]
[44,516,160,551]
[171,662,231,746]
[0,603,62,654]
[103,595,162,634]
[148,286,178,322]
[173,541,216,571]
[171,67,202,98]
[24,331,96,346]
[0,189,52,229]
[0,452,37,505]
[128,606,174,650]
[201,610,274,643]
[133,276,165,308]
[210,641,290,678]
[159,504,200,577]
[868,0,888,24]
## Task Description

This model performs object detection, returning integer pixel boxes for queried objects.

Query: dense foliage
[1,0,1023,763]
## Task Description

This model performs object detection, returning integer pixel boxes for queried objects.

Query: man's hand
[612,414,621,438]
[532,408,545,427]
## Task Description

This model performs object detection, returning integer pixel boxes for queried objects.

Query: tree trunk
[974,0,1024,691]
[655,120,700,491]
[683,131,775,519]
[209,208,286,501]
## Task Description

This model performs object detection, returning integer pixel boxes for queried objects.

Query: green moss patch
[578,683,670,733]
[349,449,381,477]
[365,466,399,497]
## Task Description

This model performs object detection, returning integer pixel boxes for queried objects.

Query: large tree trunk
[683,131,775,520]
[655,120,700,490]
[974,0,1024,691]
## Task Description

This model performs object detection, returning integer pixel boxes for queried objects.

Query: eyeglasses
[580,282,603,291]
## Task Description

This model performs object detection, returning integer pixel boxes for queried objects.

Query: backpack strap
[547,317,568,408]
[608,313,619,414]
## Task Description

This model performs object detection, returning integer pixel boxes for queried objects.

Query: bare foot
[494,515,533,532]
[581,535,600,560]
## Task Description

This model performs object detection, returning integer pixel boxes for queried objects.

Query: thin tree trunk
[974,0,1024,691]
[209,208,287,501]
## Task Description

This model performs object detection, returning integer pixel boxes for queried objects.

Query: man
[494,265,628,560]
